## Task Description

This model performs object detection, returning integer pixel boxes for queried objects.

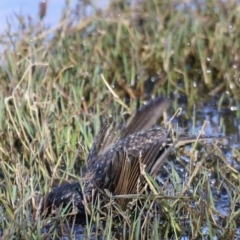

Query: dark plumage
[42,96,221,222]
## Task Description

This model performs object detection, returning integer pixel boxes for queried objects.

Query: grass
[0,0,239,239]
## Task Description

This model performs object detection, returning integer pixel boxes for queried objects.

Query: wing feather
[88,96,172,164]
[120,96,171,139]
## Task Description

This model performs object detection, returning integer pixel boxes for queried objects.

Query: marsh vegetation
[0,0,239,239]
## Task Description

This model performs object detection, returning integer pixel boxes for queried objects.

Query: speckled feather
[84,96,172,197]
[43,96,221,220]
[43,96,172,217]
[85,128,171,194]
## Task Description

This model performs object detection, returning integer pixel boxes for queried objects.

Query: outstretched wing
[120,96,171,139]
[87,119,119,164]
[85,127,172,209]
[87,96,172,164]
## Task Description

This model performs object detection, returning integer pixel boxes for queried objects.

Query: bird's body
[42,96,222,222]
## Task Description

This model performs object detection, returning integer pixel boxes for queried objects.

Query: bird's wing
[88,128,171,209]
[87,96,172,164]
[87,119,119,164]
[112,150,131,209]
[120,96,172,139]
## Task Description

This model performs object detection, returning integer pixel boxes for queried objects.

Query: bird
[42,96,222,223]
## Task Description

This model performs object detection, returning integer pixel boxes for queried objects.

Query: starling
[42,96,222,222]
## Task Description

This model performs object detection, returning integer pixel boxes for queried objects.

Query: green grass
[0,0,239,239]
